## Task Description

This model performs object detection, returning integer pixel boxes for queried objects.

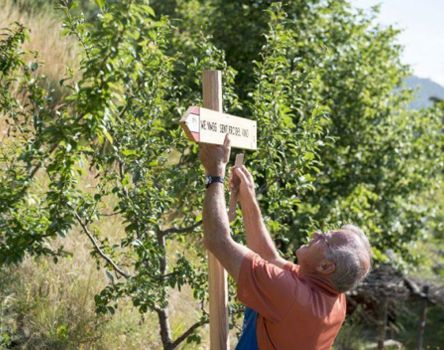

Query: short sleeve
[237,251,300,323]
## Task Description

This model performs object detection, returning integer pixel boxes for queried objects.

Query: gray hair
[325,224,372,292]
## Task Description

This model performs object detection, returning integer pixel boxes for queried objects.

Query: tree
[1,1,222,347]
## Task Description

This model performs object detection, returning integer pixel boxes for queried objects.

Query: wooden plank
[180,107,257,150]
[202,70,229,350]
[228,153,244,222]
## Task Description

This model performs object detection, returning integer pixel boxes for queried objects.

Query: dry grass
[0,0,79,104]
[0,229,159,349]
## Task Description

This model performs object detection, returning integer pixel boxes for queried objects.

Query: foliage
[0,1,220,348]
[233,4,330,251]
[293,3,443,266]
[1,0,443,348]
[152,0,444,266]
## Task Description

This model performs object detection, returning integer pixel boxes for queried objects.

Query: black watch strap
[205,176,224,188]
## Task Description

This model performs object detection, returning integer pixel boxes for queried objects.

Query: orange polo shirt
[237,251,346,350]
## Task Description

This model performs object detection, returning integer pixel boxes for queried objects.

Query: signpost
[180,108,257,150]
[180,70,257,350]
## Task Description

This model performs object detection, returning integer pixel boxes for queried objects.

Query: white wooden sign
[180,106,257,150]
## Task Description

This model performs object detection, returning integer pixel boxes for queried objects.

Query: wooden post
[228,153,244,222]
[203,70,229,350]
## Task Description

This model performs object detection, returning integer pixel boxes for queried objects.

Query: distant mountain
[405,76,444,109]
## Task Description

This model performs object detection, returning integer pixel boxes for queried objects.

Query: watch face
[205,176,212,185]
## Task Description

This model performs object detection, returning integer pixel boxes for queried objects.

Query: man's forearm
[202,179,251,282]
[240,198,279,261]
[203,183,231,249]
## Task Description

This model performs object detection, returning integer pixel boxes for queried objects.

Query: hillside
[406,76,444,109]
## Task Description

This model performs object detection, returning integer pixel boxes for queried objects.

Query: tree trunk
[156,231,173,350]
[156,307,174,350]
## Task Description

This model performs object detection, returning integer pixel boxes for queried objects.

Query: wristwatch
[205,175,224,188]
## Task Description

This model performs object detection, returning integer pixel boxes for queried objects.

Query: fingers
[223,134,231,148]
[238,165,253,183]
[229,167,239,189]
[233,166,249,185]
[223,134,231,163]
[231,165,253,184]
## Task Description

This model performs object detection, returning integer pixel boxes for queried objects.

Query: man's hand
[230,165,256,206]
[230,165,287,268]
[199,134,231,176]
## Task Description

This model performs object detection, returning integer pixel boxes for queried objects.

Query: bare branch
[160,220,202,238]
[74,212,131,279]
[98,210,122,217]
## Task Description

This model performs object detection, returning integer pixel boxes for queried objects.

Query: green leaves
[95,0,105,10]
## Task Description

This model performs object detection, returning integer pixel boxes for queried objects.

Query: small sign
[180,106,257,150]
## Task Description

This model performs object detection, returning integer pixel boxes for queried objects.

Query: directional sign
[180,106,257,150]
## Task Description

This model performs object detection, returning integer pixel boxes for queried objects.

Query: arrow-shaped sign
[180,106,257,150]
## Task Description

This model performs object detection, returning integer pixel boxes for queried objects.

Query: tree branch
[74,212,131,279]
[118,161,129,197]
[98,210,122,217]
[160,220,202,238]
[28,143,58,179]
[171,318,208,349]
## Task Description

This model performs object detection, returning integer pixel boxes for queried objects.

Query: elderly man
[199,136,372,350]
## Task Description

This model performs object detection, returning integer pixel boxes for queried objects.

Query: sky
[351,0,444,86]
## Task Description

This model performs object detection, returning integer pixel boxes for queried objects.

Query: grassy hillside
[0,0,79,105]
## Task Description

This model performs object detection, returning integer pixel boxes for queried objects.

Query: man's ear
[316,259,336,275]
